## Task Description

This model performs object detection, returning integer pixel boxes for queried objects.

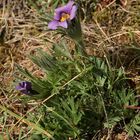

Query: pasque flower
[48,0,77,30]
[16,81,34,95]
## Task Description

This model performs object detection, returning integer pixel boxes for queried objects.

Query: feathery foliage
[16,42,139,139]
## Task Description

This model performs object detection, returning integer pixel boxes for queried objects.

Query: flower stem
[75,39,87,56]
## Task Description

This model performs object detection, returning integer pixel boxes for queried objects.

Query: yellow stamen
[60,13,70,22]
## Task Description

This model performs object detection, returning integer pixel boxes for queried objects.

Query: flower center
[60,13,70,22]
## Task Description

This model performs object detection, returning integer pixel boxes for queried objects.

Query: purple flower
[48,0,77,30]
[16,81,32,95]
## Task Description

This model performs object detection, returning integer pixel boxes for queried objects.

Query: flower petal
[16,81,31,91]
[16,85,23,90]
[21,90,29,94]
[25,82,32,90]
[55,0,74,14]
[48,20,59,30]
[70,5,77,20]
[59,21,68,28]
[54,12,61,20]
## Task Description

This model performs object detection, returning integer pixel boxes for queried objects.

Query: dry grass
[0,0,140,139]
